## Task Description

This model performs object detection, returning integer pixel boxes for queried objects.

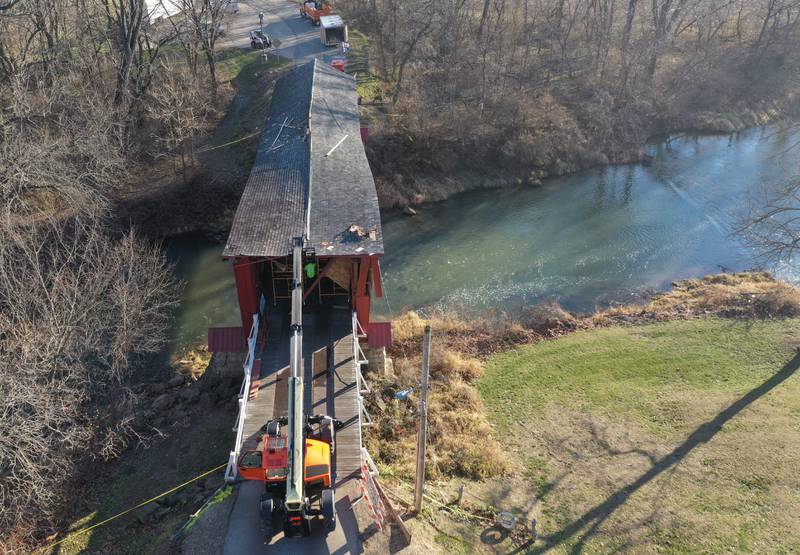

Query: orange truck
[300,1,332,26]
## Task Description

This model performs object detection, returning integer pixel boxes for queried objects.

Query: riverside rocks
[141,355,241,431]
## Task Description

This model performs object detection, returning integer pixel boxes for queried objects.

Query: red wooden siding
[367,322,392,349]
[233,258,260,330]
[208,326,246,352]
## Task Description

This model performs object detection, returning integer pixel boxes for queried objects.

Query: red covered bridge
[207,60,390,512]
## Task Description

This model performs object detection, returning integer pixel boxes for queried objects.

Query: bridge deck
[240,306,361,483]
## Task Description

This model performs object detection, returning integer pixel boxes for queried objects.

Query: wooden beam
[370,256,383,298]
[374,477,412,545]
[303,258,334,301]
[356,256,369,296]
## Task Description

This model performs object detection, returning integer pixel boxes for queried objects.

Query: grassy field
[474,318,800,553]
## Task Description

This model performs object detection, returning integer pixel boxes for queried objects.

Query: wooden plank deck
[239,305,361,485]
[331,327,361,485]
[241,308,289,452]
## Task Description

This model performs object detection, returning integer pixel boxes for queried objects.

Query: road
[219,0,334,64]
[223,480,363,554]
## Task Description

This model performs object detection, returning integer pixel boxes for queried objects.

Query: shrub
[431,350,484,382]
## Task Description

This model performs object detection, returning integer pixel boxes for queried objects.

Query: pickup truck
[299,1,332,26]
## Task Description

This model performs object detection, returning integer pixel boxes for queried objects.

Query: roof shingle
[223,60,383,259]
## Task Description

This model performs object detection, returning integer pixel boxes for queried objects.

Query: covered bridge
[212,60,391,494]
[211,58,388,352]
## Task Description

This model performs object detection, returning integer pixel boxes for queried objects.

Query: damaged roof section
[223,60,384,259]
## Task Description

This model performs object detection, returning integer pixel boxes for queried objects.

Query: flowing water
[167,125,800,349]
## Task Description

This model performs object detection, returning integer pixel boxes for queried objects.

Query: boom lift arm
[284,238,307,533]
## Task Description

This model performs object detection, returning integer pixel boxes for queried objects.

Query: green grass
[480,318,800,436]
[434,531,473,554]
[216,48,284,83]
[345,28,384,108]
[342,26,390,130]
[474,317,800,553]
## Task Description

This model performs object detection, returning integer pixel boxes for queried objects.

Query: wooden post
[414,325,431,514]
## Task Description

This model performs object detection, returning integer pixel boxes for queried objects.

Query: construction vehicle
[237,238,341,538]
[300,1,332,26]
[249,29,272,49]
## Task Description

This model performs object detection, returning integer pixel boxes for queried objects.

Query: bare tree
[146,61,212,182]
[0,214,178,541]
[104,0,147,106]
[0,71,124,217]
[738,179,800,262]
[171,0,227,102]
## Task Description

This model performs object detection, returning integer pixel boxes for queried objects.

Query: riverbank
[368,272,800,552]
[38,353,243,554]
[371,102,794,209]
[119,41,796,234]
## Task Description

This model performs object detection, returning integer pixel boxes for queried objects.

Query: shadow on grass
[527,353,800,554]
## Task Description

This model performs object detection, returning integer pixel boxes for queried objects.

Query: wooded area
[0,0,226,547]
[344,0,800,193]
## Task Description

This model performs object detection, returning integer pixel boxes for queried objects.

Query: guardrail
[224,313,260,482]
[352,311,372,425]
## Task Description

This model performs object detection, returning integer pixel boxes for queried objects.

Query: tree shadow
[529,353,800,554]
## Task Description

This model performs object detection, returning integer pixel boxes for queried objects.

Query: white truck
[319,15,348,47]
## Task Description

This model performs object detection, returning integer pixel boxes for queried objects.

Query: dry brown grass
[430,350,484,382]
[171,347,213,379]
[366,345,507,481]
[594,272,800,325]
[523,300,579,331]
[391,310,475,342]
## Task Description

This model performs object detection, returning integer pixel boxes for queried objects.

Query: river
[167,125,800,349]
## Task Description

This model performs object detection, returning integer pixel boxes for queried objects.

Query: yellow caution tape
[196,132,261,153]
[40,462,227,553]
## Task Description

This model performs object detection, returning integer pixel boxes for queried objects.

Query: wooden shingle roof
[223,60,383,259]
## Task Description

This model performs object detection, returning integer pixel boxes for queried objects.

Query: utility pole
[414,325,431,513]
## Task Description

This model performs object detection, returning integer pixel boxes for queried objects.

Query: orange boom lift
[237,238,340,538]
